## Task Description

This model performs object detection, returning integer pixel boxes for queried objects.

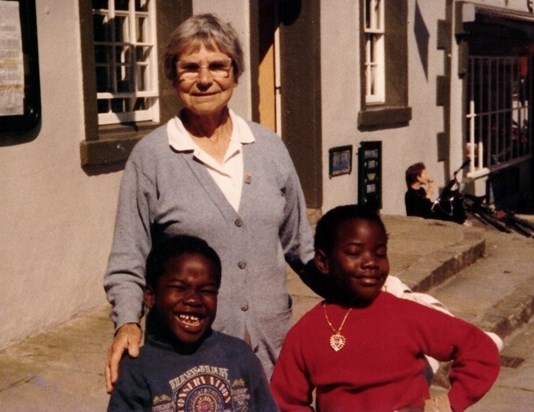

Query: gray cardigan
[104,118,314,375]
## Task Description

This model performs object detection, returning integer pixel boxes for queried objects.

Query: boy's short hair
[405,162,426,188]
[146,235,222,289]
[314,204,387,253]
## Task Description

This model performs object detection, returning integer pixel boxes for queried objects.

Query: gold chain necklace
[322,302,353,352]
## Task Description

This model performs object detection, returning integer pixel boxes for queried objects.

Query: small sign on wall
[328,145,353,177]
[358,141,382,210]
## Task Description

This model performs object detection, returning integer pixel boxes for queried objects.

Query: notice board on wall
[0,0,40,133]
[358,141,382,210]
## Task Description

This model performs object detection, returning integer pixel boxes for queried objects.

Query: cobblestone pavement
[1,215,533,411]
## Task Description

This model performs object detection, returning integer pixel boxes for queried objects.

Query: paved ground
[0,214,533,411]
[470,318,534,412]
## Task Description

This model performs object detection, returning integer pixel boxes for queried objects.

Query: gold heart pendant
[329,333,346,352]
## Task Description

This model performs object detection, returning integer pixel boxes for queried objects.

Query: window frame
[364,0,385,104]
[358,0,411,129]
[93,0,159,125]
[79,0,192,169]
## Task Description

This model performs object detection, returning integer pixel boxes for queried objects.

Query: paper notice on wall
[0,1,24,116]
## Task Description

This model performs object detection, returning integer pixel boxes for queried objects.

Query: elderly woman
[104,13,314,391]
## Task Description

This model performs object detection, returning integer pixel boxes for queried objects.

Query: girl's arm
[414,306,500,412]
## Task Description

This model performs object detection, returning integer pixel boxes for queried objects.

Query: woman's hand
[105,323,142,393]
[425,179,434,199]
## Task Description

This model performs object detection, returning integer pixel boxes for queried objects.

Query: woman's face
[418,169,429,185]
[175,44,236,118]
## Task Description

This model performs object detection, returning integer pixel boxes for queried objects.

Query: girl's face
[318,218,389,305]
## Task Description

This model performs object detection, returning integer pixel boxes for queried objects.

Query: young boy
[270,204,499,412]
[108,235,278,411]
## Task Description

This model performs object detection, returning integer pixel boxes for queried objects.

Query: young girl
[270,204,499,412]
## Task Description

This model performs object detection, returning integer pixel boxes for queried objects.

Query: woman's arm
[103,146,155,391]
[104,155,153,329]
[276,143,315,276]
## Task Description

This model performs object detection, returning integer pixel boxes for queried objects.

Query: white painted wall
[0,2,121,349]
[320,0,361,211]
[320,0,448,215]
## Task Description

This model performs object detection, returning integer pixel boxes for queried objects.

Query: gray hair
[163,13,245,85]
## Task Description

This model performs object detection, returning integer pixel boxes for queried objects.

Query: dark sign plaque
[358,141,382,210]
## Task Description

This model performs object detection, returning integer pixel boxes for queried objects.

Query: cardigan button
[234,218,243,227]
[241,303,249,312]
[238,261,247,269]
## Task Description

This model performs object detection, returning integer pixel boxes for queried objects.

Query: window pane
[112,98,130,113]
[93,0,108,9]
[136,65,147,90]
[369,36,376,63]
[114,16,129,43]
[98,99,110,113]
[376,0,383,30]
[116,67,133,92]
[116,46,132,65]
[134,98,147,110]
[93,14,110,42]
[115,0,129,11]
[370,65,377,95]
[135,46,150,63]
[365,0,371,29]
[96,66,110,92]
[136,16,149,42]
[95,45,111,64]
[135,0,149,12]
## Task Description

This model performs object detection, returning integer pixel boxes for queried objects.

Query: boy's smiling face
[316,217,389,305]
[144,252,219,345]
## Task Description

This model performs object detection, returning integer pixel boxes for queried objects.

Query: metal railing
[466,56,532,175]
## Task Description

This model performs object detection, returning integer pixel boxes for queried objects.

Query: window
[364,0,385,104]
[79,0,191,169]
[467,56,532,170]
[358,0,411,128]
[93,0,159,125]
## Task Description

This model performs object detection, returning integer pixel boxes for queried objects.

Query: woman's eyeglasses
[177,58,233,81]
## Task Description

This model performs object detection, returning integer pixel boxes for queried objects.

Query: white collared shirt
[167,109,255,212]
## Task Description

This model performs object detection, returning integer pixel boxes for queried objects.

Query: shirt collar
[167,109,255,152]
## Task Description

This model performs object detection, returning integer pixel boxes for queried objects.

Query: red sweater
[271,292,499,412]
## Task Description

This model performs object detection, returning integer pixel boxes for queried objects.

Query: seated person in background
[108,235,278,412]
[405,162,466,224]
[270,204,500,412]
[405,162,435,218]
